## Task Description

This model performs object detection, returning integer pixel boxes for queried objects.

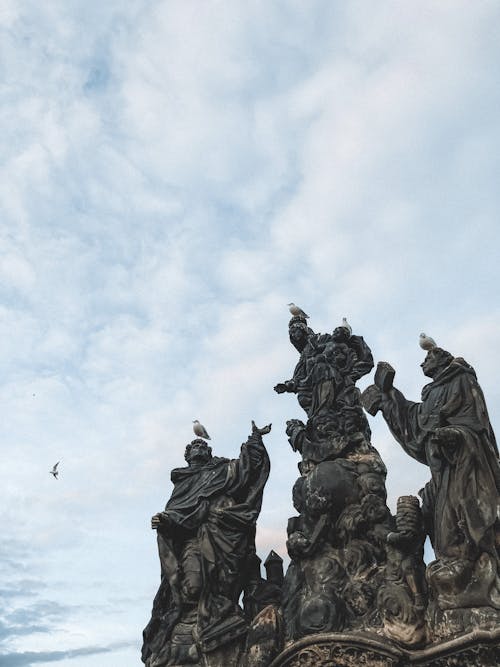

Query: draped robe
[142,436,270,663]
[380,358,500,560]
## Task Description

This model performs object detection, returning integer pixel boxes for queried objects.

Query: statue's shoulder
[441,358,478,384]
[452,357,477,377]
[170,465,191,483]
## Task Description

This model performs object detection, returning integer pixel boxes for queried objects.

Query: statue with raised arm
[274,315,406,642]
[142,422,272,667]
[362,345,500,635]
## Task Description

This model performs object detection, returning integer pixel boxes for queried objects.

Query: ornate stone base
[268,628,500,666]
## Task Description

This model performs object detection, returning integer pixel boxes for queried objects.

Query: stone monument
[273,316,428,648]
[363,344,500,640]
[142,317,500,666]
[142,421,280,667]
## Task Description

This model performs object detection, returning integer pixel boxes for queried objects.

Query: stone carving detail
[428,644,500,667]
[362,347,500,639]
[269,632,500,667]
[141,422,273,667]
[274,641,401,667]
[142,321,500,666]
[377,495,427,645]
[274,317,416,642]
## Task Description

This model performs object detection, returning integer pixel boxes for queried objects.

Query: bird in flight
[193,420,211,440]
[419,333,437,350]
[50,461,61,479]
[287,303,309,319]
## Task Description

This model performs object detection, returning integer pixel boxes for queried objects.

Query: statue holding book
[362,346,500,632]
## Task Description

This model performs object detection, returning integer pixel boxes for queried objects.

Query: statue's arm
[274,379,296,394]
[349,335,375,380]
[362,370,427,464]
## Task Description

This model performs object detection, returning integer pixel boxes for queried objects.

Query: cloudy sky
[1,1,500,665]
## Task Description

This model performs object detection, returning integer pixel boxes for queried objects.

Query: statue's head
[289,319,309,352]
[332,326,350,343]
[185,439,212,465]
[421,347,453,378]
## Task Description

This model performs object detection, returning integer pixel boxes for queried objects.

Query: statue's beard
[188,453,211,466]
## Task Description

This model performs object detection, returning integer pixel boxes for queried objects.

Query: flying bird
[49,461,60,479]
[193,420,211,440]
[341,317,352,334]
[287,303,309,319]
[419,333,437,350]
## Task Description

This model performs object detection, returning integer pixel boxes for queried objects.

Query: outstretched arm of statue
[243,421,272,466]
[286,419,306,452]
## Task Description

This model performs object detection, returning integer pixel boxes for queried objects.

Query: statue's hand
[251,420,272,435]
[151,512,170,531]
[286,419,305,437]
[274,380,295,394]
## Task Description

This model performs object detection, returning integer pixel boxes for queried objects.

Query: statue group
[142,314,500,667]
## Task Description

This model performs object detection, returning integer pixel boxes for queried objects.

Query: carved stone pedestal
[268,629,500,667]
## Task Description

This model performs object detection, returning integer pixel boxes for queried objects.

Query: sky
[1,1,500,665]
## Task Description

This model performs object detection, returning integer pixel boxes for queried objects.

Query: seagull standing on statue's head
[287,303,309,319]
[419,333,437,351]
[341,317,352,335]
[193,420,211,440]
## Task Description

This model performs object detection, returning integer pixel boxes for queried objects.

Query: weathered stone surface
[269,632,404,666]
[268,628,500,666]
[245,604,284,667]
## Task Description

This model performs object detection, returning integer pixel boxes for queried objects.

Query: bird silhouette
[419,333,437,350]
[287,303,309,319]
[50,461,60,479]
[193,420,211,440]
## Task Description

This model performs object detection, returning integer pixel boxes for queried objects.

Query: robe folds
[380,358,500,559]
[142,435,270,663]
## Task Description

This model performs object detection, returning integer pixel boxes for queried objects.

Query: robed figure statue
[142,423,271,667]
[364,346,500,614]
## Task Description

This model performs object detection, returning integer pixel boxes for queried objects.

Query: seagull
[419,333,437,350]
[193,420,211,440]
[50,461,60,479]
[341,317,352,334]
[287,303,309,319]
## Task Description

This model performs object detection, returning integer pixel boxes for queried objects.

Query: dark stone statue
[142,422,273,667]
[140,320,500,667]
[274,317,416,643]
[377,495,427,644]
[362,346,500,637]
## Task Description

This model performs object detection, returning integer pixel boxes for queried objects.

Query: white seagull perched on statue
[287,303,309,319]
[341,317,352,334]
[193,420,211,440]
[419,333,437,350]
[49,461,60,479]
